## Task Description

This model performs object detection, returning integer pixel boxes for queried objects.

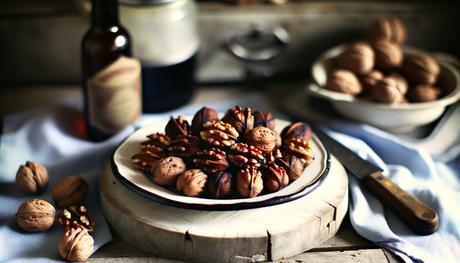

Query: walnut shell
[16,199,56,232]
[151,157,187,186]
[59,228,94,262]
[407,84,442,102]
[370,17,406,44]
[402,54,440,85]
[244,127,277,155]
[260,162,289,193]
[281,122,312,143]
[208,171,235,199]
[372,39,403,71]
[337,41,375,75]
[16,161,49,195]
[253,111,275,130]
[275,155,304,181]
[191,107,219,136]
[176,169,208,197]
[326,69,363,95]
[387,71,409,95]
[359,69,384,92]
[372,78,405,103]
[52,175,89,208]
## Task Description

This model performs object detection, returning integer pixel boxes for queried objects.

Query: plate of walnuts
[111,105,330,210]
[308,17,460,133]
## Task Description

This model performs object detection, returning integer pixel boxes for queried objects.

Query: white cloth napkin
[0,92,284,262]
[320,122,460,263]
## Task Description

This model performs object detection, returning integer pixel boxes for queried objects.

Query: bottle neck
[91,0,120,28]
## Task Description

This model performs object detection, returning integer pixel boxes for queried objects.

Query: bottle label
[87,56,142,134]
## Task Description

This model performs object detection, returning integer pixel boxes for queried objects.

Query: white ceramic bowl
[309,44,460,133]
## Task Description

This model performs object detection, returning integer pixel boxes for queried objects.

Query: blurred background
[1,0,459,86]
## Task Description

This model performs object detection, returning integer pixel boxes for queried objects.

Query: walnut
[132,150,164,172]
[402,53,440,85]
[52,175,89,209]
[59,228,94,262]
[200,120,239,147]
[168,135,202,160]
[359,69,384,92]
[16,199,56,232]
[151,157,187,186]
[236,168,263,198]
[253,111,275,130]
[193,148,230,174]
[326,69,363,95]
[387,71,409,95]
[222,105,254,136]
[208,171,235,199]
[244,127,277,155]
[176,169,208,197]
[275,155,304,181]
[16,161,49,195]
[191,107,219,136]
[140,133,171,157]
[282,138,315,167]
[370,16,406,44]
[165,116,192,140]
[228,142,265,170]
[372,77,405,103]
[281,122,312,143]
[337,41,375,75]
[57,205,95,232]
[408,84,442,102]
[260,162,289,193]
[372,39,403,71]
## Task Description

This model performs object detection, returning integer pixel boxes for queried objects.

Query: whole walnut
[16,199,56,232]
[59,228,94,262]
[370,17,406,44]
[372,39,403,71]
[372,78,404,103]
[151,157,187,186]
[244,126,277,155]
[408,84,442,102]
[176,169,208,197]
[208,171,235,199]
[280,122,312,143]
[52,175,89,208]
[253,111,275,130]
[387,71,409,95]
[359,69,384,92]
[275,155,304,181]
[402,54,440,85]
[16,161,49,195]
[260,162,289,193]
[337,41,375,75]
[191,107,219,136]
[326,69,363,95]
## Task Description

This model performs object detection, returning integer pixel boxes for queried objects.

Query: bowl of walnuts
[308,17,460,133]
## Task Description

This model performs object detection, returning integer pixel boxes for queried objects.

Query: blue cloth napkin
[0,92,285,262]
[320,122,460,263]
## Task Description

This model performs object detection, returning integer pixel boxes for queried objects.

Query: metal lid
[118,0,178,6]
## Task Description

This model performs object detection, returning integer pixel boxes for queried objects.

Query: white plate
[111,116,330,210]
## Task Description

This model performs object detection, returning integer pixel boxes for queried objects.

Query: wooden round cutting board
[99,155,348,263]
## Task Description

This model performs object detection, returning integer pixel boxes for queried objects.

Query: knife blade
[314,128,439,235]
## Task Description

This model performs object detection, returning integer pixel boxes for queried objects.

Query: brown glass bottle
[82,0,142,142]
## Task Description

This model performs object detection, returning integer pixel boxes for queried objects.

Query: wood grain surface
[99,154,348,263]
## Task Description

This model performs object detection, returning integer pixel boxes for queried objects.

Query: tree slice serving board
[99,154,348,263]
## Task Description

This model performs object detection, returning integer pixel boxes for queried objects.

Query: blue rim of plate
[110,132,332,211]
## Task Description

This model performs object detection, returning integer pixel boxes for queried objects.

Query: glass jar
[119,0,200,113]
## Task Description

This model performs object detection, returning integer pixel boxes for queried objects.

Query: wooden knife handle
[364,171,439,235]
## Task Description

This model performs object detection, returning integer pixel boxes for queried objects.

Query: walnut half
[57,206,95,232]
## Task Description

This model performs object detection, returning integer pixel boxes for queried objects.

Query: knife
[314,128,439,235]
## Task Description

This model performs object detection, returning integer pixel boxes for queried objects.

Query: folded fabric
[0,92,285,262]
[321,122,460,263]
